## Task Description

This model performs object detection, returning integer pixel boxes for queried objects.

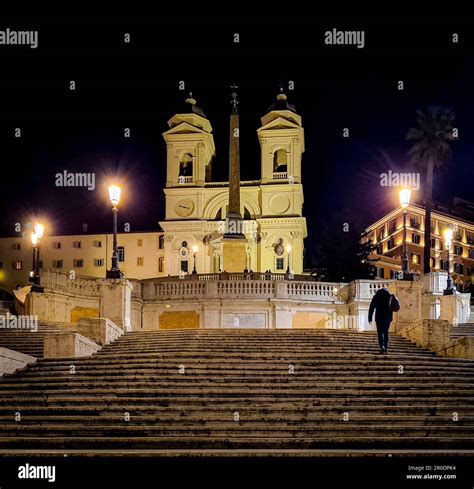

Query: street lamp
[192,245,198,274]
[399,188,412,279]
[443,227,455,295]
[286,244,292,274]
[106,184,124,279]
[29,233,37,283]
[31,223,44,292]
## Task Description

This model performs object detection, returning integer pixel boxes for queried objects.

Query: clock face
[175,198,194,217]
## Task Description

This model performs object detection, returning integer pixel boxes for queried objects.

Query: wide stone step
[0,435,472,450]
[1,379,472,391]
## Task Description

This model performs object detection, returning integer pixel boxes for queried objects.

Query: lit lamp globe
[34,223,44,240]
[399,188,411,209]
[108,185,121,208]
[31,233,38,246]
[443,228,453,248]
[192,245,198,253]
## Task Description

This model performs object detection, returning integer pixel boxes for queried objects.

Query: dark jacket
[368,287,393,324]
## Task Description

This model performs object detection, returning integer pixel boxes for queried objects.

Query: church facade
[160,89,307,276]
[0,89,308,292]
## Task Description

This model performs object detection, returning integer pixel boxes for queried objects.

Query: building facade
[0,90,308,292]
[363,200,474,288]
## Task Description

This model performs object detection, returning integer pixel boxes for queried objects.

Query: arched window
[215,208,222,221]
[179,153,193,177]
[273,149,288,173]
[158,256,164,273]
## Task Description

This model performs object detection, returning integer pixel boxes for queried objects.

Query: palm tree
[407,106,456,274]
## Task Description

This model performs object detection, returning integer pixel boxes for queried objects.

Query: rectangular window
[430,238,436,248]
[376,243,383,255]
[137,239,143,247]
[454,263,464,274]
[409,217,419,229]
[73,259,84,268]
[137,257,144,266]
[53,260,63,268]
[93,240,102,248]
[12,243,21,250]
[387,238,395,250]
[159,235,165,250]
[0,262,3,269]
[468,267,473,276]
[411,253,420,265]
[13,261,23,270]
[375,267,384,279]
[377,228,384,241]
[118,247,125,262]
[412,234,420,245]
[52,242,62,249]
[440,260,449,271]
[94,259,104,267]
[72,241,82,249]
[469,249,474,259]
[276,257,284,270]
[388,220,396,235]
[454,245,463,256]
[180,260,189,273]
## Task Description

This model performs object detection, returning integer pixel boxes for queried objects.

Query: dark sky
[0,16,473,262]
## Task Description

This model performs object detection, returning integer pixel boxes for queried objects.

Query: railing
[349,280,395,301]
[178,176,193,183]
[286,282,342,301]
[41,269,101,296]
[205,180,262,188]
[273,172,288,180]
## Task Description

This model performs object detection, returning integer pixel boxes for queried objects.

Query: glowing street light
[192,245,198,274]
[286,244,292,274]
[398,188,412,280]
[34,223,44,240]
[443,227,455,295]
[30,223,45,292]
[106,184,124,279]
[108,185,121,208]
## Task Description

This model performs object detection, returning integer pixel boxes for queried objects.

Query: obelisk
[222,84,247,272]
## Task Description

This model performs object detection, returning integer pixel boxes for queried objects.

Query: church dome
[266,86,297,114]
[183,92,206,118]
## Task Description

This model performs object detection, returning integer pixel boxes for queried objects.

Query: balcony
[272,172,288,180]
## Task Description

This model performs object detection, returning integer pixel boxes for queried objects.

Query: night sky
[0,16,473,265]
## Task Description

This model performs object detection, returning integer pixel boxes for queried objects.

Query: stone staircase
[0,322,67,358]
[0,328,473,455]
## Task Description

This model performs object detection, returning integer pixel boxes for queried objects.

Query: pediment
[259,116,300,132]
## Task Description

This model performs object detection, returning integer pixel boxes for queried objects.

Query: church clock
[175,198,194,217]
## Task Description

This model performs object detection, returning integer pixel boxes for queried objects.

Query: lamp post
[286,245,292,274]
[443,227,455,295]
[31,223,44,292]
[106,185,124,279]
[29,233,37,283]
[398,188,412,279]
[192,245,198,274]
